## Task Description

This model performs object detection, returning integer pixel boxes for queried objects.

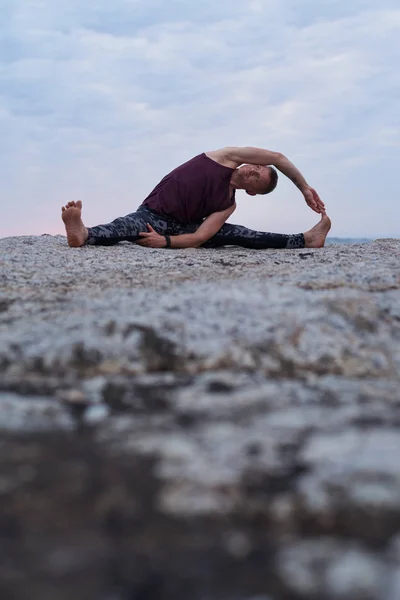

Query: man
[61,146,331,249]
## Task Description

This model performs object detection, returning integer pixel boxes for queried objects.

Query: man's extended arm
[216,147,307,191]
[137,203,236,248]
[207,146,325,213]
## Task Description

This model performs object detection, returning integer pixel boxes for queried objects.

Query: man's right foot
[304,213,331,248]
[61,201,88,247]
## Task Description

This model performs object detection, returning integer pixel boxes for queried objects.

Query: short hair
[260,166,278,195]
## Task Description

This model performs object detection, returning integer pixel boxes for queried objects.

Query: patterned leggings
[85,206,305,249]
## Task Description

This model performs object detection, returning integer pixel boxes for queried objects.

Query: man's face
[241,165,271,195]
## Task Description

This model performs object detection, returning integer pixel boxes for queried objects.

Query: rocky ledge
[0,234,400,600]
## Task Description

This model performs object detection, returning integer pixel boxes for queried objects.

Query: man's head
[236,164,278,196]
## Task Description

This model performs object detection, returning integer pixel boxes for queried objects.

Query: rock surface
[0,234,400,600]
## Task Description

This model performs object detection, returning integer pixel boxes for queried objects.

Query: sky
[1,0,399,239]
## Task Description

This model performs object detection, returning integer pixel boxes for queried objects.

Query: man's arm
[207,146,325,213]
[208,146,308,191]
[137,203,236,248]
[171,202,236,248]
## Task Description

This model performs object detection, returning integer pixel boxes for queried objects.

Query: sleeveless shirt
[141,153,236,224]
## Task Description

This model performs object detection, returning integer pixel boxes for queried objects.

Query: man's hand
[303,186,326,214]
[137,224,167,247]
[137,203,237,249]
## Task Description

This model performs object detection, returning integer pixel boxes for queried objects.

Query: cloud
[1,0,399,238]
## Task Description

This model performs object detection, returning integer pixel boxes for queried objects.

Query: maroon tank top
[141,153,236,224]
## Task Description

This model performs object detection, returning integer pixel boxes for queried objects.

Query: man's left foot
[304,213,331,248]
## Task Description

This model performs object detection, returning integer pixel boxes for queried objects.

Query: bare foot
[304,213,331,248]
[61,201,88,247]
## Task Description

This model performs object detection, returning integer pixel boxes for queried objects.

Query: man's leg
[203,214,331,249]
[61,202,182,247]
[84,206,172,246]
[203,222,305,249]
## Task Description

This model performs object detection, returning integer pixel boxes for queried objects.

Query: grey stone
[0,392,75,432]
[84,404,110,425]
[1,235,400,599]
[298,429,400,521]
[277,540,386,600]
[325,549,386,599]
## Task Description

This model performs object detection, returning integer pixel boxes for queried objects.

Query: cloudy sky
[1,0,399,239]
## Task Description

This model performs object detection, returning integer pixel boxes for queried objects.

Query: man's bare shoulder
[205,147,241,169]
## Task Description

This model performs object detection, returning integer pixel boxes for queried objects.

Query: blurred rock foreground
[0,234,400,600]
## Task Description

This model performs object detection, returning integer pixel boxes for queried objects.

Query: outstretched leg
[61,203,174,247]
[203,214,331,249]
[203,222,304,249]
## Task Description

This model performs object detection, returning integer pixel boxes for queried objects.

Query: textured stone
[0,392,74,432]
[277,540,386,600]
[1,234,400,600]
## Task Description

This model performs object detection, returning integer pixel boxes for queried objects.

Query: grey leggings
[85,206,305,249]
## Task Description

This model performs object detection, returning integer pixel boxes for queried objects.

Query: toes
[63,200,82,211]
